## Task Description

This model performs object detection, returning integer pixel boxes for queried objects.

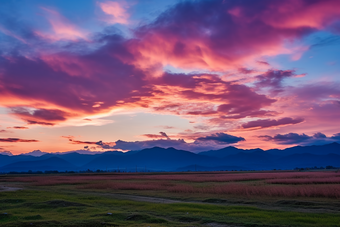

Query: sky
[0,0,340,155]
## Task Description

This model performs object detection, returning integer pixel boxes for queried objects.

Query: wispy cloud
[0,138,39,143]
[35,7,88,41]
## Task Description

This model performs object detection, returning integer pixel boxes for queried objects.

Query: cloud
[255,70,298,94]
[111,139,187,151]
[0,130,10,133]
[0,138,39,143]
[310,35,340,49]
[11,126,29,129]
[143,132,170,140]
[154,72,276,120]
[195,132,245,144]
[0,0,340,138]
[0,34,152,125]
[0,25,28,44]
[61,136,101,145]
[259,132,340,145]
[287,82,340,102]
[257,61,270,66]
[98,0,130,24]
[259,133,311,144]
[94,132,245,152]
[35,7,88,41]
[241,117,305,130]
[331,133,340,140]
[10,107,68,126]
[108,138,232,153]
[129,0,340,71]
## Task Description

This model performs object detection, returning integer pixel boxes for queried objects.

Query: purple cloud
[241,117,305,130]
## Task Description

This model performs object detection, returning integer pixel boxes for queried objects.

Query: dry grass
[4,171,340,198]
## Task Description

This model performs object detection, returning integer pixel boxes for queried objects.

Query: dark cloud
[331,133,340,140]
[0,138,39,142]
[12,126,29,129]
[259,133,311,144]
[257,61,270,66]
[143,132,170,140]
[195,133,245,144]
[61,136,100,145]
[26,121,55,126]
[241,117,305,130]
[313,132,327,138]
[259,132,340,145]
[255,70,297,94]
[10,107,68,126]
[143,134,165,139]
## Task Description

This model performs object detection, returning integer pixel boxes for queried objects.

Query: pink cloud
[98,1,130,24]
[127,0,340,72]
[262,0,340,30]
[35,7,88,41]
[0,0,340,153]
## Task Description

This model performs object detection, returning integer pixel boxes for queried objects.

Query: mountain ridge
[0,142,339,172]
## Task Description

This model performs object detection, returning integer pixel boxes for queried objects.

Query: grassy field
[1,171,340,226]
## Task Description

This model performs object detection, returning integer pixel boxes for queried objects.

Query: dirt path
[97,192,181,204]
[73,190,340,214]
[0,185,22,192]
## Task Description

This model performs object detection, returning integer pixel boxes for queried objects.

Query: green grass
[1,189,340,226]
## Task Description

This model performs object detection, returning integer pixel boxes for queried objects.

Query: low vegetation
[1,171,340,226]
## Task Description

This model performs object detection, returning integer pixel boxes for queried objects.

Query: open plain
[1,171,340,227]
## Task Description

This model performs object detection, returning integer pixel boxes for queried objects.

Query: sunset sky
[1,0,340,155]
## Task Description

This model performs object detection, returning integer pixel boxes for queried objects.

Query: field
[1,171,340,226]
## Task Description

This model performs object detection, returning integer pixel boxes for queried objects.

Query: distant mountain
[22,150,47,157]
[0,154,46,167]
[267,142,340,156]
[45,152,102,167]
[221,151,277,170]
[54,150,106,155]
[275,153,340,169]
[1,143,339,172]
[83,147,220,171]
[198,146,264,158]
[0,157,77,172]
[0,151,12,156]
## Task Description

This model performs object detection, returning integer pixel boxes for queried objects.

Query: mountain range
[0,142,339,172]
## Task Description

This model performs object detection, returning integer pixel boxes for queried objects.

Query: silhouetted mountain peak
[22,150,47,157]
